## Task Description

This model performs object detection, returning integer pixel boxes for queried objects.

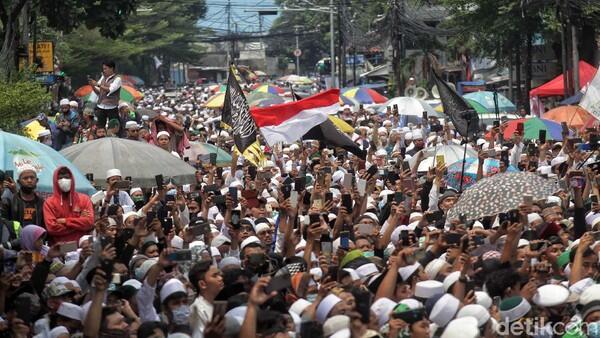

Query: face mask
[58,178,71,192]
[171,305,191,325]
[306,293,318,302]
[20,185,35,194]
[589,322,600,338]
[132,195,144,203]
[363,250,375,258]
[288,332,296,338]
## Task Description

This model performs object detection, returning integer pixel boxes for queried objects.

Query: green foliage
[0,77,51,133]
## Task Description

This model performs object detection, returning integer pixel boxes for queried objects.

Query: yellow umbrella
[329,116,354,133]
[434,103,444,113]
[205,93,225,109]
[23,120,47,140]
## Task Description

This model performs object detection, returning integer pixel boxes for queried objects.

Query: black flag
[431,70,480,139]
[303,119,366,159]
[290,86,304,102]
[222,66,257,153]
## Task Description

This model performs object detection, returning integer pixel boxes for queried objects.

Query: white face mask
[58,178,72,192]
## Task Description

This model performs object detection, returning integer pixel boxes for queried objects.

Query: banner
[222,66,257,153]
[580,69,600,120]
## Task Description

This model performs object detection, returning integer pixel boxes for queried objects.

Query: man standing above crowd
[43,166,94,243]
[89,60,121,129]
[55,99,80,150]
[1,165,45,228]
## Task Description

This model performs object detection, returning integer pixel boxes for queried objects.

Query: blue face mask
[363,250,375,258]
[171,305,191,325]
[306,293,318,302]
[589,321,600,338]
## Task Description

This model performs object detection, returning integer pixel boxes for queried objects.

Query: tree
[0,74,51,133]
[56,0,207,86]
[0,0,138,81]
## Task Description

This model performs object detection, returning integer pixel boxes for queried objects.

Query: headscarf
[20,225,46,251]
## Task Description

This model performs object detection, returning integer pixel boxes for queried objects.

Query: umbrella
[247,92,281,104]
[21,119,47,140]
[409,144,478,172]
[60,138,197,188]
[488,117,570,141]
[543,106,596,129]
[279,75,313,84]
[253,84,285,95]
[379,97,442,117]
[205,93,225,109]
[447,172,559,221]
[341,87,388,104]
[251,97,286,108]
[329,116,354,133]
[208,84,227,94]
[121,75,145,86]
[183,142,232,167]
[463,91,517,113]
[0,131,96,195]
[254,70,267,76]
[74,85,143,103]
[445,157,519,191]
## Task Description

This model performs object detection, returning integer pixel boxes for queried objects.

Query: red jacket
[43,166,94,244]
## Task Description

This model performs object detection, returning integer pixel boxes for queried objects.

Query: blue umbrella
[0,131,96,195]
[463,91,517,113]
[446,157,519,191]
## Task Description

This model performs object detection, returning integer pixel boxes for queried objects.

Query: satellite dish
[415,87,428,100]
[431,85,440,99]
[404,86,417,97]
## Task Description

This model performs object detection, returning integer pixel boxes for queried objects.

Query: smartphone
[461,236,470,252]
[294,177,306,192]
[561,122,569,134]
[248,166,257,179]
[282,184,292,200]
[231,210,241,227]
[356,179,367,196]
[523,194,533,206]
[435,154,445,167]
[100,258,113,277]
[15,294,33,324]
[358,223,374,236]
[100,235,113,248]
[265,272,292,294]
[592,195,599,204]
[229,187,238,203]
[290,190,299,208]
[444,233,462,246]
[168,249,192,261]
[190,222,211,237]
[422,111,428,121]
[366,164,378,176]
[592,231,600,241]
[401,160,411,172]
[59,241,78,255]
[343,173,353,189]
[321,241,333,255]
[473,235,484,246]
[209,153,217,165]
[493,120,500,128]
[425,210,444,223]
[529,241,547,251]
[85,173,94,182]
[309,214,320,225]
[539,130,546,144]
[394,192,404,204]
[146,211,156,228]
[340,229,350,250]
[342,194,353,212]
[5,170,13,180]
[213,195,226,205]
[155,174,164,190]
[163,217,173,233]
[400,230,409,246]
[325,192,333,203]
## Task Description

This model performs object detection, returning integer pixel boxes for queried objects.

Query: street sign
[293,49,302,57]
[28,41,54,73]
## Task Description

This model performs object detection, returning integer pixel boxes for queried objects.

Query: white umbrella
[409,144,477,172]
[379,97,442,117]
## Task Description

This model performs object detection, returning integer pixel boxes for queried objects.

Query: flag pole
[458,111,473,193]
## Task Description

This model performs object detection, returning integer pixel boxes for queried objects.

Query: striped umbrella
[463,91,517,113]
[204,93,225,109]
[253,84,285,94]
[487,117,571,141]
[543,106,597,129]
[74,84,143,103]
[341,86,388,104]
[183,142,232,167]
[435,98,488,114]
[121,74,145,87]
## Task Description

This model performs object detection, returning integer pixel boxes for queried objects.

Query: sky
[200,0,280,35]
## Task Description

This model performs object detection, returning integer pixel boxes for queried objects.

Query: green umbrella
[466,99,488,114]
[247,92,281,105]
[183,142,232,167]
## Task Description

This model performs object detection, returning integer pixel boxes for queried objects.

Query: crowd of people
[2,60,600,338]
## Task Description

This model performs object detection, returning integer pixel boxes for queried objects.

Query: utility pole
[572,24,580,92]
[227,0,232,64]
[339,0,346,87]
[330,0,336,88]
[295,25,301,75]
[391,0,403,96]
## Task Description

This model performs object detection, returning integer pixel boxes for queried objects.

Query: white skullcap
[130,187,142,195]
[441,316,479,338]
[125,121,139,129]
[57,302,83,321]
[59,98,70,106]
[528,213,543,224]
[290,299,312,316]
[316,294,342,323]
[157,131,170,139]
[106,168,122,178]
[118,102,129,109]
[69,101,78,108]
[160,278,186,303]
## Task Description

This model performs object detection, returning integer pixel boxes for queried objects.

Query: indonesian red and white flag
[250,89,340,146]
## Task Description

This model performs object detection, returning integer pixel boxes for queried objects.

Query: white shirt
[190,295,213,338]
[96,74,122,109]
[137,279,160,323]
